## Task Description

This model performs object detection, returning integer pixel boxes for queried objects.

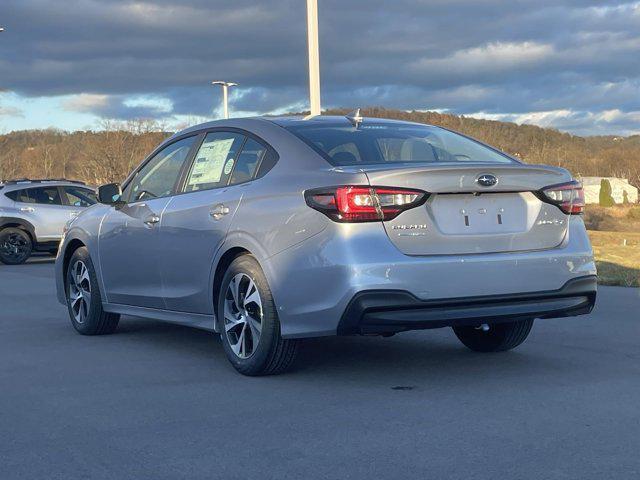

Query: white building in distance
[580,177,638,204]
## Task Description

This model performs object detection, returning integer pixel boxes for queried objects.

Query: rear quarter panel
[214,120,370,323]
[221,119,370,260]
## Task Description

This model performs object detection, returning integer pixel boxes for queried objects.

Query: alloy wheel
[224,273,263,359]
[0,232,29,261]
[68,260,91,324]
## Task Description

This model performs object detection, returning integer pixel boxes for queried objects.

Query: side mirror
[97,183,123,205]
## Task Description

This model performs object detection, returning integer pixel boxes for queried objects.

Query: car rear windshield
[286,123,515,166]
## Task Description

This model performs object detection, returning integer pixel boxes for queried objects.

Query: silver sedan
[55,115,596,375]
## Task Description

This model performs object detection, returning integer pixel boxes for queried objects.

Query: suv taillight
[305,186,428,222]
[539,181,585,215]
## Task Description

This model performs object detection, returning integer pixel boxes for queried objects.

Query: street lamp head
[211,81,238,87]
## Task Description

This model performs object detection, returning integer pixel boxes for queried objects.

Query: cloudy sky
[1,0,640,135]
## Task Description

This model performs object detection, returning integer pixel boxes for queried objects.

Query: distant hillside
[0,122,169,186]
[1,109,638,187]
[326,108,640,188]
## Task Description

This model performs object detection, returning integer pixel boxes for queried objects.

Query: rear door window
[183,132,245,192]
[26,187,63,205]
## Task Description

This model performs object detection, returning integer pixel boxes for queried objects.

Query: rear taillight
[539,181,585,215]
[305,186,428,222]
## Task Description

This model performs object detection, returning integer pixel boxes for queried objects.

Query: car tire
[65,246,120,335]
[218,255,299,376]
[0,227,33,265]
[453,319,534,352]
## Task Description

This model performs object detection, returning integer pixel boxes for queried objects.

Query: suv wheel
[0,228,33,265]
[453,319,534,352]
[218,255,299,376]
[65,247,119,335]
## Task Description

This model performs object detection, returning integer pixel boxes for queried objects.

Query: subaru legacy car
[0,179,97,264]
[55,115,596,375]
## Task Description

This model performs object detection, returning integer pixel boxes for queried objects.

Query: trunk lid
[355,163,572,255]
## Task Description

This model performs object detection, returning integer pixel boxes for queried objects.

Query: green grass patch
[588,230,640,287]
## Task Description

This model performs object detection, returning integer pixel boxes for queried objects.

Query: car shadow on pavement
[115,318,225,361]
[26,254,56,265]
[113,317,601,386]
[295,334,560,379]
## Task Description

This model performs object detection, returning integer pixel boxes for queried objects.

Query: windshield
[286,123,515,166]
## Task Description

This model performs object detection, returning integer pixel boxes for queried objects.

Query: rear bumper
[337,275,597,335]
[266,218,597,339]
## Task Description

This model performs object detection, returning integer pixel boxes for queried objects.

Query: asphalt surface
[1,257,639,480]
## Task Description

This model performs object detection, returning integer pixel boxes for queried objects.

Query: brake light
[539,181,585,215]
[305,186,428,222]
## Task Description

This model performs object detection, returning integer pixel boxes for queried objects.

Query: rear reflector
[305,186,428,222]
[539,181,585,215]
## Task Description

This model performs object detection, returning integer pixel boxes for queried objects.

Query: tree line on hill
[1,108,639,188]
[0,120,168,186]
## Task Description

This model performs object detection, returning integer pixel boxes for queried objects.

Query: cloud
[411,42,554,77]
[0,0,639,134]
[0,106,24,118]
[62,93,109,113]
[472,109,640,136]
[62,93,174,120]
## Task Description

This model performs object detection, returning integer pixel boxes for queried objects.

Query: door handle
[20,206,35,213]
[144,214,160,226]
[209,204,230,220]
[70,211,80,217]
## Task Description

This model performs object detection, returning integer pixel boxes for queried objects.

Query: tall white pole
[212,81,237,120]
[222,84,229,119]
[306,0,321,116]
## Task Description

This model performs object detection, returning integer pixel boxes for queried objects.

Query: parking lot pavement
[1,258,639,480]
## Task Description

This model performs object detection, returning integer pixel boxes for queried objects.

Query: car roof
[266,115,435,129]
[173,117,272,138]
[172,115,437,138]
[0,180,91,191]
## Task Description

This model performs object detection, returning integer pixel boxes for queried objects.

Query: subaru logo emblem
[477,174,498,187]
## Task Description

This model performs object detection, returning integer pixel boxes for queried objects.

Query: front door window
[124,136,197,203]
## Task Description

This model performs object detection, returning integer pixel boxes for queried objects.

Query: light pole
[306,0,321,117]
[0,29,4,103]
[211,81,238,119]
